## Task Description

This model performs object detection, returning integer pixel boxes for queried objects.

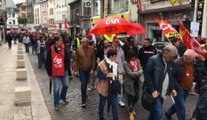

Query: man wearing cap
[165,49,197,120]
[138,38,157,70]
[73,37,96,108]
[122,36,138,58]
[144,45,177,120]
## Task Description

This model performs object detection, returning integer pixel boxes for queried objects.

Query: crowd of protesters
[5,30,207,120]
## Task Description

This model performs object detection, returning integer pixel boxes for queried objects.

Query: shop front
[141,9,193,42]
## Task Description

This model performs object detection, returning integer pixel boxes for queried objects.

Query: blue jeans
[148,97,163,120]
[166,88,189,120]
[99,93,119,120]
[37,52,45,67]
[79,69,90,103]
[53,72,69,106]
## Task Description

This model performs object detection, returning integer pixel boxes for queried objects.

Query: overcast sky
[13,0,25,4]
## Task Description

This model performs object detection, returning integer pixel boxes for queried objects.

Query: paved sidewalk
[0,43,51,120]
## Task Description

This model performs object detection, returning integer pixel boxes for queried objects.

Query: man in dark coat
[144,45,177,120]
[138,38,157,70]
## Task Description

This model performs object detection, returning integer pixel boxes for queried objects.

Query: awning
[140,4,191,14]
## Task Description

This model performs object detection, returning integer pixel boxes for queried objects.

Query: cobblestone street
[28,53,198,120]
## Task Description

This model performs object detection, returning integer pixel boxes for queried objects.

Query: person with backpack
[36,36,46,68]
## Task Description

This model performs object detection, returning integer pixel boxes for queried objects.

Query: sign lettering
[105,19,120,25]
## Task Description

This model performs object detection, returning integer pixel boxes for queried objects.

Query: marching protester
[23,34,31,53]
[190,56,207,120]
[6,32,13,49]
[73,37,96,108]
[144,45,177,120]
[165,49,197,120]
[138,38,157,70]
[110,36,125,107]
[124,50,143,120]
[36,36,46,68]
[170,37,186,57]
[96,49,119,120]
[122,36,138,58]
[45,35,70,111]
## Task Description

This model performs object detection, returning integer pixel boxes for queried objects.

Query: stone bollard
[16,68,27,80]
[17,54,24,60]
[17,59,25,68]
[15,86,31,105]
[17,47,22,50]
[17,50,23,54]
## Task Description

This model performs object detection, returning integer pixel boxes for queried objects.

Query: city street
[28,52,198,120]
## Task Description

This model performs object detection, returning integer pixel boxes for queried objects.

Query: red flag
[64,18,70,30]
[177,20,191,49]
[136,0,142,13]
[156,19,182,40]
[178,20,207,57]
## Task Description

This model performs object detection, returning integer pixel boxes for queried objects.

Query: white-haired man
[166,49,197,120]
[144,45,178,120]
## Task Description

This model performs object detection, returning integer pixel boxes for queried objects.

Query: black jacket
[144,54,175,95]
[45,44,70,76]
[194,59,207,93]
[138,45,157,70]
[196,79,207,120]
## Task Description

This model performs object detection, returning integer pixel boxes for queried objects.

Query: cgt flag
[178,20,207,58]
[156,19,182,40]
[64,18,70,30]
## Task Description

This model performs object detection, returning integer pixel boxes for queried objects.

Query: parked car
[152,42,172,53]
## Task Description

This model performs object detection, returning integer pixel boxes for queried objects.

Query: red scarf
[129,59,140,72]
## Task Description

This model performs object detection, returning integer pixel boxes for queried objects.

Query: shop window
[111,0,128,14]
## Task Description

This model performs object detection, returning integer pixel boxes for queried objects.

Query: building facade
[139,0,194,42]
[40,0,48,32]
[16,3,27,30]
[48,0,56,32]
[6,0,18,30]
[69,0,82,35]
[33,1,41,31]
[0,0,6,44]
[26,0,35,24]
[17,3,27,17]
[54,0,68,32]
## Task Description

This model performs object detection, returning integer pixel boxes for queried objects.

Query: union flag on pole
[156,19,182,40]
[64,18,70,30]
[177,20,207,58]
